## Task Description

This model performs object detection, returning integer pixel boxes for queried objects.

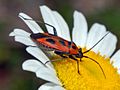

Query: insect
[20,15,109,78]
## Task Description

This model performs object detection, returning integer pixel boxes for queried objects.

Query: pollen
[52,48,120,90]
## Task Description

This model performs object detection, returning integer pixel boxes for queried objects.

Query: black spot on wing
[30,33,47,39]
[68,41,72,48]
[46,38,55,44]
[72,45,77,49]
[59,40,66,46]
[68,41,77,49]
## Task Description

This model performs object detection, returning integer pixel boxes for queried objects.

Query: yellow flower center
[52,48,120,90]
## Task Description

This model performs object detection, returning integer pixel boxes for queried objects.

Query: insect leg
[77,60,80,74]
[45,58,63,65]
[83,56,106,79]
[43,22,57,36]
[54,51,68,58]
[45,51,68,65]
[69,55,80,74]
[19,15,58,36]
[52,26,57,36]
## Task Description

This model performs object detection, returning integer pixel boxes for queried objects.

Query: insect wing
[30,33,70,52]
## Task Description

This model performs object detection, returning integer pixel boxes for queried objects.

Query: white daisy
[9,5,120,90]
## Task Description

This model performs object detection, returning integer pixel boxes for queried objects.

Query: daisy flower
[9,5,120,90]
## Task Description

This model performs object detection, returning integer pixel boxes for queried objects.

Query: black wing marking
[30,33,47,39]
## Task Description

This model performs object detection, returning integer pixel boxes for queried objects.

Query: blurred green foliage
[88,8,120,35]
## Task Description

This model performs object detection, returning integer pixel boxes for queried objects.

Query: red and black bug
[21,16,109,78]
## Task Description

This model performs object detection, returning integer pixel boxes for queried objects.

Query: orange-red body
[30,33,79,55]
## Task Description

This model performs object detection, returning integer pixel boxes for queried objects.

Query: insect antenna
[19,15,58,36]
[83,56,106,78]
[83,32,109,54]
[80,32,110,78]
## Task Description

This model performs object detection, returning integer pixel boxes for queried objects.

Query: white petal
[9,32,15,36]
[38,83,64,90]
[15,36,36,46]
[111,49,120,69]
[22,59,46,72]
[86,23,106,53]
[98,32,117,57]
[36,68,61,85]
[26,46,54,69]
[9,28,30,36]
[110,49,120,74]
[22,60,61,85]
[40,6,60,35]
[117,70,120,74]
[111,49,120,63]
[19,13,44,33]
[14,28,30,36]
[40,5,70,40]
[10,29,36,46]
[72,11,88,47]
[52,11,70,41]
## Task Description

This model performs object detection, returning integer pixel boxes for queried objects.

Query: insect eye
[46,38,55,44]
